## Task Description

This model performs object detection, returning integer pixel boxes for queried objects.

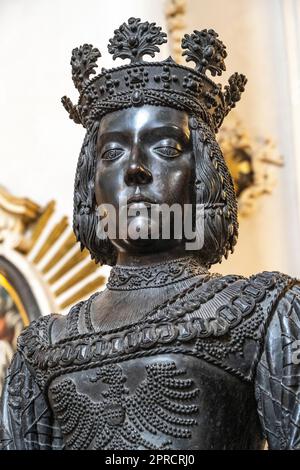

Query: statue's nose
[124,147,153,186]
[125,163,153,186]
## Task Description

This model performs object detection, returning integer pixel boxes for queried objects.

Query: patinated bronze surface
[1,18,300,450]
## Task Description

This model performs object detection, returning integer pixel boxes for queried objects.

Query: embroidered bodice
[1,263,300,450]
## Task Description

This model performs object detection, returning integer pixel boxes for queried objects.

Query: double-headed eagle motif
[51,362,199,450]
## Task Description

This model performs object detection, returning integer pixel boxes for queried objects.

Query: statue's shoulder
[174,270,293,327]
[17,293,102,354]
[17,312,59,354]
[50,292,102,344]
[248,270,299,309]
[50,298,88,344]
[181,270,298,382]
[230,269,299,322]
[257,270,300,331]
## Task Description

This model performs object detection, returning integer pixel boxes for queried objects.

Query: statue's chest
[18,271,292,449]
[47,353,264,450]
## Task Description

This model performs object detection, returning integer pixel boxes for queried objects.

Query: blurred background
[0,0,299,389]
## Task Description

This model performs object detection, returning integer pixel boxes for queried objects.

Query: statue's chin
[115,216,175,252]
[126,215,158,246]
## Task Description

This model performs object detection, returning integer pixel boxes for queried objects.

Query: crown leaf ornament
[71,44,102,92]
[224,72,247,115]
[181,29,227,75]
[62,17,247,132]
[107,17,167,63]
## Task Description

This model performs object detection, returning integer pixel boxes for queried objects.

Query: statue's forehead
[98,105,189,135]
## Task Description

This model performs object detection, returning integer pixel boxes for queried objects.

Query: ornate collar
[107,256,208,291]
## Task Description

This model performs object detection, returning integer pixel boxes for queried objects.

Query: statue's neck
[107,255,207,291]
[89,255,209,333]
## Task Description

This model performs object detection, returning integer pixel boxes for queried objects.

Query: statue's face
[95,105,194,255]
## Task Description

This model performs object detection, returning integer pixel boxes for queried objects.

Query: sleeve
[0,351,64,450]
[255,283,300,450]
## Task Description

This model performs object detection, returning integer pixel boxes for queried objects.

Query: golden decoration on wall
[217,116,284,217]
[0,186,106,315]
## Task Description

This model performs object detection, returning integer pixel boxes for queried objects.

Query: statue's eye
[153,146,182,158]
[101,148,125,161]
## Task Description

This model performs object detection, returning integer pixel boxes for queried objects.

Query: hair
[73,115,238,268]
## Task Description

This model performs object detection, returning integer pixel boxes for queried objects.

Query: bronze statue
[1,18,300,450]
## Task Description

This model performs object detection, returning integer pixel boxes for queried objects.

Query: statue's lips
[127,201,153,211]
[126,196,157,210]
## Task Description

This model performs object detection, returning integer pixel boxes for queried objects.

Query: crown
[62,17,247,133]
